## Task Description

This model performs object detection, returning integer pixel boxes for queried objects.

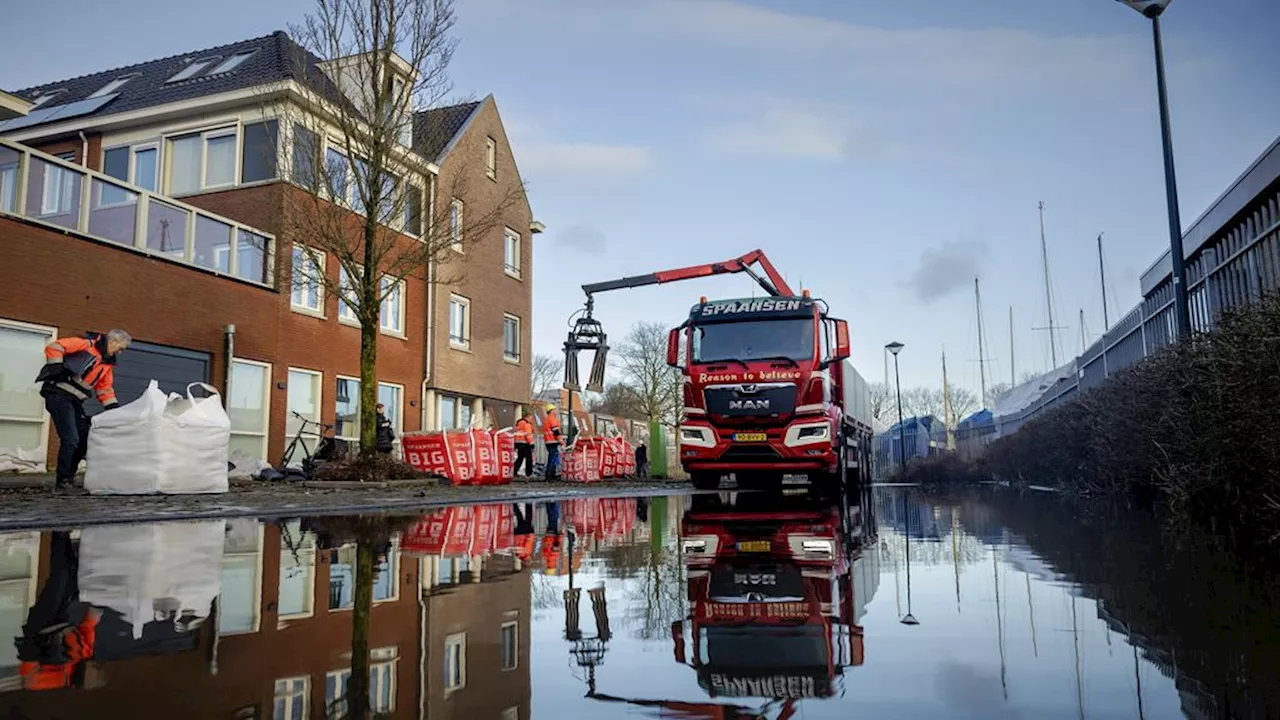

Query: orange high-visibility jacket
[19,613,99,691]
[514,418,535,444]
[44,336,118,406]
[542,410,561,444]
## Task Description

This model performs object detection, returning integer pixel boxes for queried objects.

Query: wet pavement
[0,485,1276,718]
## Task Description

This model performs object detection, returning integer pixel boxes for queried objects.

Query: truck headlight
[784,422,830,447]
[679,425,716,448]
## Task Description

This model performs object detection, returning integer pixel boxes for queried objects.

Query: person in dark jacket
[16,531,101,691]
[375,403,396,454]
[37,330,131,488]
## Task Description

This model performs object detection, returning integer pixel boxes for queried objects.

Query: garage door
[85,338,211,414]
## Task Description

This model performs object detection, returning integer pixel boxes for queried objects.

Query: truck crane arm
[582,249,795,299]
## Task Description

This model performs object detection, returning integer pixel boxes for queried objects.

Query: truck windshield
[692,318,814,364]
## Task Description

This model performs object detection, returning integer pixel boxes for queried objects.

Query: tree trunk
[348,539,376,718]
[359,320,379,461]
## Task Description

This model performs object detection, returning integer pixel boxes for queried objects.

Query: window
[402,183,422,236]
[291,124,319,189]
[277,519,316,620]
[166,127,237,195]
[168,58,215,83]
[326,653,397,718]
[445,633,467,691]
[0,321,55,461]
[1,151,19,213]
[41,153,79,217]
[241,120,279,183]
[351,155,370,215]
[273,677,308,720]
[328,542,399,608]
[134,146,158,191]
[503,228,521,277]
[229,359,270,460]
[378,383,403,440]
[438,395,471,430]
[285,368,323,462]
[501,621,518,670]
[503,314,520,363]
[90,74,137,98]
[338,264,361,324]
[220,519,263,634]
[380,277,404,334]
[335,376,360,441]
[449,295,470,349]
[325,147,350,205]
[291,245,324,314]
[30,91,64,108]
[449,199,463,252]
[209,50,256,75]
[486,137,497,178]
[100,143,158,204]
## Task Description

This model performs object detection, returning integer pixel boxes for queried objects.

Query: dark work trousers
[514,443,534,477]
[45,392,91,483]
[19,532,79,661]
[544,443,561,479]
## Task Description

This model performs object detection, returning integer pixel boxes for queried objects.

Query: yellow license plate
[733,432,767,442]
[737,540,771,552]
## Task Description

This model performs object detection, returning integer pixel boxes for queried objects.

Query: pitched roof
[5,31,350,132]
[412,100,481,163]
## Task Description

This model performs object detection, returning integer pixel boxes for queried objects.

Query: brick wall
[430,99,534,408]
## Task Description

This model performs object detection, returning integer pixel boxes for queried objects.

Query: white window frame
[485,137,497,179]
[285,367,323,464]
[369,653,397,714]
[276,519,316,622]
[40,152,79,217]
[502,313,521,364]
[163,124,239,196]
[337,263,362,326]
[377,382,404,441]
[209,50,256,75]
[291,244,326,316]
[449,199,463,253]
[229,358,271,460]
[0,319,56,469]
[503,228,521,279]
[448,294,470,351]
[220,520,265,636]
[167,58,216,83]
[98,142,159,207]
[90,73,138,98]
[30,91,64,109]
[501,620,518,671]
[335,375,361,442]
[445,632,467,692]
[131,143,160,192]
[273,676,309,720]
[379,276,406,336]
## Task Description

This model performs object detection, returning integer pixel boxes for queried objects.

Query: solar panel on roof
[0,93,118,133]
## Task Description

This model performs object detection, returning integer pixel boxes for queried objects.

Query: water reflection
[0,487,1277,718]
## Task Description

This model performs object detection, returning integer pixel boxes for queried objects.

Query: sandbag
[85,381,168,494]
[403,432,453,478]
[161,383,230,493]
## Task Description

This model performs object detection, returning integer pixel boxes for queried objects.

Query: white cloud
[907,241,990,303]
[712,99,890,161]
[518,142,655,178]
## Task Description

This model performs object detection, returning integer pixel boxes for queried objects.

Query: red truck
[572,250,874,491]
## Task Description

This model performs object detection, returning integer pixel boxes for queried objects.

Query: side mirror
[833,319,851,361]
[666,328,681,368]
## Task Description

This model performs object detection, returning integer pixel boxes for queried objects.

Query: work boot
[53,476,75,490]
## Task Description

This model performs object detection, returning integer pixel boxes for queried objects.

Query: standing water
[0,486,1275,718]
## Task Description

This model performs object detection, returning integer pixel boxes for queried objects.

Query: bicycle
[278,412,349,480]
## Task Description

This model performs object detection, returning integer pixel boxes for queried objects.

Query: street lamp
[900,490,918,626]
[885,342,906,477]
[1116,0,1191,341]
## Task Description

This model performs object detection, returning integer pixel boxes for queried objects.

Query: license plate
[733,432,767,442]
[737,540,771,552]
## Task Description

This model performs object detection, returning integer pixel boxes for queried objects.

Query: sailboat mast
[1079,309,1087,354]
[942,349,955,450]
[1098,233,1110,332]
[1009,306,1016,386]
[975,277,987,409]
[1040,201,1058,367]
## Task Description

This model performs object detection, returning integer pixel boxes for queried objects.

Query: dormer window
[167,57,218,83]
[90,74,138,98]
[209,50,256,75]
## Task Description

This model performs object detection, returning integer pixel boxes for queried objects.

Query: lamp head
[886,341,905,356]
[1117,0,1172,19]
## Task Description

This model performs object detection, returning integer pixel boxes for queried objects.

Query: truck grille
[720,445,782,461]
[704,383,797,419]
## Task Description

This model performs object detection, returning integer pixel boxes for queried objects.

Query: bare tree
[901,386,979,423]
[869,381,894,424]
[588,382,642,417]
[274,0,523,460]
[615,322,681,425]
[531,353,563,402]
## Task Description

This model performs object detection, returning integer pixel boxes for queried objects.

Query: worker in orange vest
[16,532,101,690]
[542,404,562,480]
[514,410,535,478]
[36,329,132,488]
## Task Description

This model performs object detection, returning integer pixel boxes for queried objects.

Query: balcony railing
[0,138,275,287]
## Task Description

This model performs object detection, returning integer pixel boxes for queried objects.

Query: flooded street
[0,487,1276,719]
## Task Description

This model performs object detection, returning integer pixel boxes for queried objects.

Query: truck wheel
[691,472,720,491]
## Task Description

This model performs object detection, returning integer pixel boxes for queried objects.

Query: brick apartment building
[0,521,533,718]
[0,31,538,471]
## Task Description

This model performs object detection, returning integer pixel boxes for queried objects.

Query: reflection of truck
[572,250,874,491]
[670,492,868,700]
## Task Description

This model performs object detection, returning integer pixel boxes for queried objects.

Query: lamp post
[885,342,906,477]
[1116,0,1191,341]
[900,489,918,626]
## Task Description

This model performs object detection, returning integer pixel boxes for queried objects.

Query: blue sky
[5,0,1278,396]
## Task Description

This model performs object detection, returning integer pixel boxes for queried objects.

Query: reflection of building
[420,552,531,720]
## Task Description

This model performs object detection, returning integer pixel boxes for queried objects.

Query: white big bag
[85,381,231,494]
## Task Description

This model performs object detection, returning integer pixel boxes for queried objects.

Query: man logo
[728,399,770,410]
[739,384,759,394]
